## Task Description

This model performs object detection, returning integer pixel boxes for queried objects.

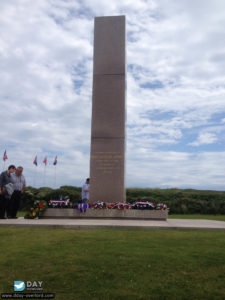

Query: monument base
[41,208,168,220]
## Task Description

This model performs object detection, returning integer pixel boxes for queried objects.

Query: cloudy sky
[1,0,225,190]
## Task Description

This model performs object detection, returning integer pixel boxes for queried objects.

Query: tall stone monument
[89,16,126,203]
[42,15,168,220]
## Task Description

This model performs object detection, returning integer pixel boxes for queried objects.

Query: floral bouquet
[132,201,156,210]
[156,203,168,210]
[90,202,107,209]
[131,201,168,210]
[108,202,131,209]
[24,200,48,219]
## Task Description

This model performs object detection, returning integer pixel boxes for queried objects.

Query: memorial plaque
[90,16,126,203]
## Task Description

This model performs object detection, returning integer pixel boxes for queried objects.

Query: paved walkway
[0,217,225,230]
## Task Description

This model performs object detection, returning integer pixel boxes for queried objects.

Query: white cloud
[126,150,225,189]
[189,133,218,147]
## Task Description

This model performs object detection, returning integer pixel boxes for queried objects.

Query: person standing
[8,166,26,219]
[0,165,16,219]
[81,178,90,202]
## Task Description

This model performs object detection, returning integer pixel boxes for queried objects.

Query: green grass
[0,227,224,300]
[168,214,225,221]
[17,211,26,217]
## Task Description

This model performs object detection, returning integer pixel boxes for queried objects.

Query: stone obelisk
[89,16,126,203]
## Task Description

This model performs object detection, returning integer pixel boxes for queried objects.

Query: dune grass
[0,227,224,300]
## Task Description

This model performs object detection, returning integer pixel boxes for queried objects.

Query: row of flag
[33,155,58,166]
[2,150,58,166]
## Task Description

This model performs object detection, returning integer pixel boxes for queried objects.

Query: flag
[53,155,57,166]
[43,156,47,166]
[33,155,38,166]
[3,150,8,161]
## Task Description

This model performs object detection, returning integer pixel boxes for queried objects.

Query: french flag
[33,155,38,166]
[3,150,8,161]
[53,156,57,166]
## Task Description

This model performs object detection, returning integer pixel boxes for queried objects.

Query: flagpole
[42,156,47,187]
[33,165,37,187]
[53,156,57,188]
[54,165,57,187]
[3,150,8,171]
[33,156,38,187]
[43,165,46,186]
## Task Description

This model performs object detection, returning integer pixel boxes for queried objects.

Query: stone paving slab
[0,217,225,230]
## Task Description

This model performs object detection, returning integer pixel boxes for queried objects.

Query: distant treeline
[21,186,225,215]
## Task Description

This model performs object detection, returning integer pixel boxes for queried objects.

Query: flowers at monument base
[48,199,71,208]
[76,201,168,212]
[156,203,168,210]
[132,201,168,210]
[132,201,156,210]
[108,203,130,209]
[91,202,107,209]
[88,202,168,210]
[89,202,131,209]
[24,200,48,219]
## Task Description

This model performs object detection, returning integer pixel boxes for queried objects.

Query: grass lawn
[0,227,224,300]
[168,214,225,222]
[17,211,26,217]
[18,211,225,222]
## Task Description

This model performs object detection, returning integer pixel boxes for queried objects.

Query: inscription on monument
[91,152,122,174]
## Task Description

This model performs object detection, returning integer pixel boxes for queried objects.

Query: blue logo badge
[14,281,25,291]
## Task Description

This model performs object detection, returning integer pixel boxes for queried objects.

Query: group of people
[1,171,88,218]
[0,165,26,219]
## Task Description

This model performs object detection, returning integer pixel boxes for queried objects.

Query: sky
[1,0,225,190]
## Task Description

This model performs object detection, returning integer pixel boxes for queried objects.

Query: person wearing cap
[0,165,16,219]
